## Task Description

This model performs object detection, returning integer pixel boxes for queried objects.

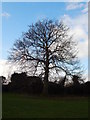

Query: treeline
[2,72,90,96]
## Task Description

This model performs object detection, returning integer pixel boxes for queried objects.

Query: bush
[8,72,43,94]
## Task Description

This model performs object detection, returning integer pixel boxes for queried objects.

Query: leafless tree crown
[9,19,83,80]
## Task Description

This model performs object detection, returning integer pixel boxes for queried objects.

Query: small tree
[9,19,83,95]
[0,76,6,84]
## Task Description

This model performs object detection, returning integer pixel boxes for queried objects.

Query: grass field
[2,93,88,118]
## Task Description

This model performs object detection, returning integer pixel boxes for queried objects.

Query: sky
[0,1,88,81]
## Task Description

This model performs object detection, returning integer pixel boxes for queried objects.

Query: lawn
[2,93,88,118]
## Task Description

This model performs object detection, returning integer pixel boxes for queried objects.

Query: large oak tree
[9,19,83,95]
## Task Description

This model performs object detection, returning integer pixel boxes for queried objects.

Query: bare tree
[8,19,83,95]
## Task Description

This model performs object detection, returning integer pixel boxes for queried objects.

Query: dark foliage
[83,81,90,95]
[2,84,10,92]
[2,72,90,96]
[25,76,43,94]
[4,72,43,94]
[48,82,65,95]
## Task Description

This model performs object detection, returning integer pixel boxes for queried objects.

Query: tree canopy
[8,19,83,94]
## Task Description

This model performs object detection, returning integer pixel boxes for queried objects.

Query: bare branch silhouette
[8,19,84,95]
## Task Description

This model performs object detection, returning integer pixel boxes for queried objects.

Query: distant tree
[72,75,84,86]
[58,75,67,87]
[8,19,83,95]
[9,72,27,92]
[0,76,6,84]
[9,72,43,94]
[84,81,90,95]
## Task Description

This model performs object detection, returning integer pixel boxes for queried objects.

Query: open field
[2,93,88,118]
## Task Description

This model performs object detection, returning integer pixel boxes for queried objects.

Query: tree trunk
[43,42,49,96]
[43,76,48,95]
[62,75,66,87]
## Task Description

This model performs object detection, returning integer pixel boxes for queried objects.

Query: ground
[2,93,88,118]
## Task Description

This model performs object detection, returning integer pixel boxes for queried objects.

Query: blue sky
[1,2,88,79]
[2,2,87,59]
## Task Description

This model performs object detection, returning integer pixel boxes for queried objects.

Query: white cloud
[81,3,88,13]
[78,40,88,58]
[66,2,88,14]
[0,60,9,78]
[82,7,88,13]
[0,59,19,79]
[62,13,88,30]
[62,12,88,59]
[0,59,38,79]
[1,12,11,18]
[66,3,84,10]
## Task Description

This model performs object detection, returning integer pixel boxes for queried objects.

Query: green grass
[2,93,88,118]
